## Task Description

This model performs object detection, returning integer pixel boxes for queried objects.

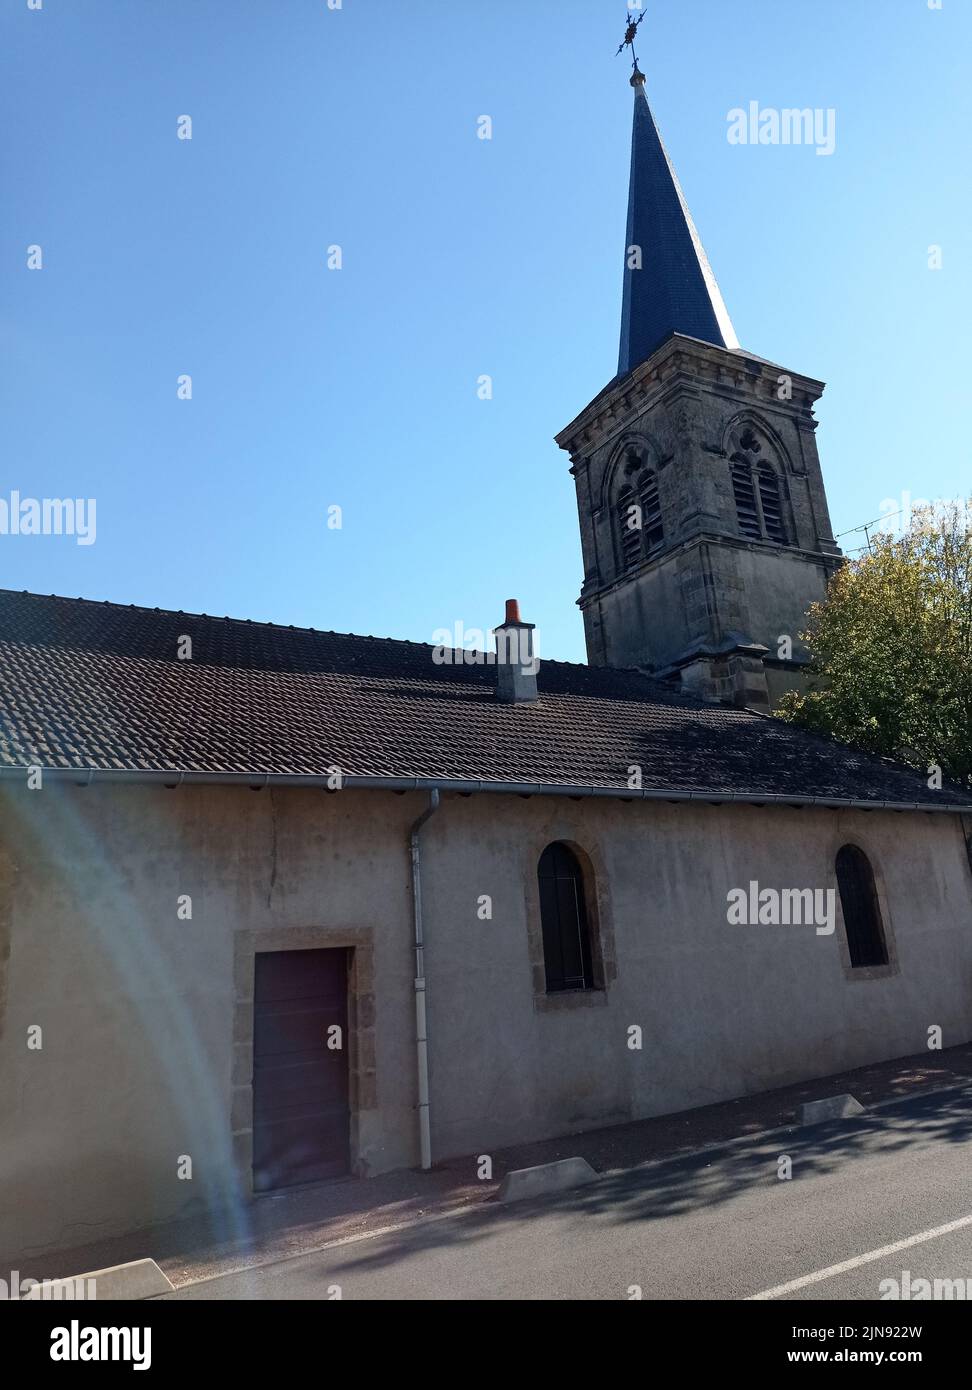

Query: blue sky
[2,0,969,663]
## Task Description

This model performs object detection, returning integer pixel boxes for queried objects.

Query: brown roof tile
[0,588,967,808]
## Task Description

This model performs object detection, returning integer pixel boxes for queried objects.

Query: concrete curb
[799,1094,864,1125]
[497,1158,599,1204]
[603,1077,972,1181]
[157,1078,972,1293]
[22,1259,174,1302]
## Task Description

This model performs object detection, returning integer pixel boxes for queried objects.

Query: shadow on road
[321,1089,972,1282]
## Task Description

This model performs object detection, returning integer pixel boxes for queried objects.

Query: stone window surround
[231,926,376,1193]
[522,823,901,1000]
[523,831,617,1012]
[826,831,899,982]
[724,414,796,545]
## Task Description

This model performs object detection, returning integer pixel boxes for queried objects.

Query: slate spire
[618,68,738,377]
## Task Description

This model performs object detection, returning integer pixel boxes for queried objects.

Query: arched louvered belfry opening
[614,452,664,574]
[731,455,761,538]
[835,845,889,969]
[726,420,794,545]
[758,461,787,543]
[616,485,641,572]
[537,843,596,993]
[637,469,664,553]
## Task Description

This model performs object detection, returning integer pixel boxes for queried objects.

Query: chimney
[494,599,539,704]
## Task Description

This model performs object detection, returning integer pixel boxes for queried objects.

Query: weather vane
[616,5,648,72]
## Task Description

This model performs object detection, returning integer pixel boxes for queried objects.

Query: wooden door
[252,948,350,1191]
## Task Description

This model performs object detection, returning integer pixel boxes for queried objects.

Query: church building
[2,70,971,1262]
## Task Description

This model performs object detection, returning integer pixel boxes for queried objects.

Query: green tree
[777,503,972,786]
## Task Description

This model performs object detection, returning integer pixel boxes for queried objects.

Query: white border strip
[748,1213,972,1300]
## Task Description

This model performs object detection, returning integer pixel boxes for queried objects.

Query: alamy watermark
[0,492,96,545]
[50,1321,151,1370]
[1,1269,96,1300]
[880,1269,972,1300]
[727,881,835,935]
[876,491,972,539]
[432,620,539,672]
[727,103,837,157]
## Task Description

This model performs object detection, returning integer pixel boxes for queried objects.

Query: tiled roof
[0,588,968,809]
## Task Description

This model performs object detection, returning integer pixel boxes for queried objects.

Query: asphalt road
[162,1087,972,1300]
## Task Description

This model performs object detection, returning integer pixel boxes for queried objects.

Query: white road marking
[748,1212,972,1300]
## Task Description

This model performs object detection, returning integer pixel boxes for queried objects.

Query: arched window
[758,462,787,543]
[614,450,664,574]
[637,470,664,553]
[537,843,595,993]
[616,486,641,571]
[836,845,888,969]
[731,457,761,538]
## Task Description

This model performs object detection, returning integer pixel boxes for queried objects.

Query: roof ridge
[0,586,668,683]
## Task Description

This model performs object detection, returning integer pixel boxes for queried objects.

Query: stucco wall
[0,782,421,1261]
[1,781,970,1260]
[422,796,972,1158]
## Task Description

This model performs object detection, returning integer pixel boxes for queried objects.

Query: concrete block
[21,1259,174,1301]
[498,1156,598,1204]
[799,1094,865,1125]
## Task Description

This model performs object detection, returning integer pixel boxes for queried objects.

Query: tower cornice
[555,335,825,461]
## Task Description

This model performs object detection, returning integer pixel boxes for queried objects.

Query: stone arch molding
[721,410,793,476]
[600,431,663,512]
[723,410,797,545]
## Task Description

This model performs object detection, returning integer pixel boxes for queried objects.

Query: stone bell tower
[555,68,842,709]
